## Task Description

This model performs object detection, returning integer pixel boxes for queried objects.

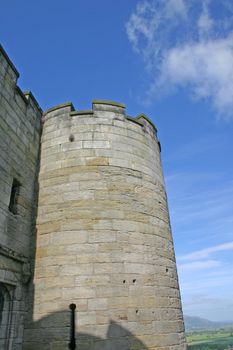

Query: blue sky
[1,0,233,322]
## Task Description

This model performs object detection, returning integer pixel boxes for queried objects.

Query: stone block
[62,286,95,299]
[88,298,108,311]
[60,264,93,276]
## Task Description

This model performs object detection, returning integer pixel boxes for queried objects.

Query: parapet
[43,99,158,138]
[0,44,19,82]
[0,44,42,118]
[92,99,126,114]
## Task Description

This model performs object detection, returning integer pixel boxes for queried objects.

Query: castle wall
[0,45,41,349]
[24,101,186,349]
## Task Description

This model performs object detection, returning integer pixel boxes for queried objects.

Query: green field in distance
[186,328,233,350]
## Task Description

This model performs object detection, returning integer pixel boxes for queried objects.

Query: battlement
[43,99,158,138]
[0,44,19,81]
[92,99,126,113]
[0,45,42,117]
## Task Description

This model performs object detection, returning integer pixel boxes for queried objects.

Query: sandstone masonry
[0,45,41,349]
[0,45,186,350]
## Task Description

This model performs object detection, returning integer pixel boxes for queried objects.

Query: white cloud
[126,0,233,119]
[165,0,187,19]
[157,36,233,118]
[126,2,155,53]
[178,241,233,261]
[178,259,221,272]
[198,1,214,38]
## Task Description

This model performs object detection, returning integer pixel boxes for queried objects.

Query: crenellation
[70,110,94,116]
[43,99,158,140]
[92,99,126,113]
[15,86,31,112]
[43,101,74,116]
[0,45,19,77]
[24,91,42,116]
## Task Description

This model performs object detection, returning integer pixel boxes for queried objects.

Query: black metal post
[68,303,76,349]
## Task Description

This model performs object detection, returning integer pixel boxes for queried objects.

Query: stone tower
[23,101,186,349]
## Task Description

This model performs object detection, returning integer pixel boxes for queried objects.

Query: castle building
[0,45,186,350]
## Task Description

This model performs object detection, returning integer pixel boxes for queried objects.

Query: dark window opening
[8,179,21,215]
[0,283,12,348]
[69,134,74,142]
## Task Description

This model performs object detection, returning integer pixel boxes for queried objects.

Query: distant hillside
[184,315,233,331]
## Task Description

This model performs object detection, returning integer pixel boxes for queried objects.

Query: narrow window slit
[9,178,21,215]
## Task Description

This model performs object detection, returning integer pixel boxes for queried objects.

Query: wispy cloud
[178,259,221,272]
[166,168,233,320]
[164,134,223,163]
[178,241,233,261]
[180,268,233,293]
[165,171,233,234]
[177,240,233,320]
[126,0,233,119]
[156,37,233,118]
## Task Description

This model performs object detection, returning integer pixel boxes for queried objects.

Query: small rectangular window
[9,179,21,215]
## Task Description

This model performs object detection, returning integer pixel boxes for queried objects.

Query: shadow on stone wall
[23,311,148,350]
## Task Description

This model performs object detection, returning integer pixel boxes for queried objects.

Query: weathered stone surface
[0,45,41,349]
[26,101,186,350]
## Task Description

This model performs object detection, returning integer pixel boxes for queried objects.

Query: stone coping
[43,100,158,135]
[136,113,157,132]
[24,91,43,113]
[92,99,126,109]
[126,116,144,127]
[0,44,19,78]
[70,110,94,116]
[16,86,29,105]
[13,86,42,116]
[126,115,157,132]
[43,102,75,116]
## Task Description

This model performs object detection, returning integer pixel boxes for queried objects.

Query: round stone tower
[24,100,186,349]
